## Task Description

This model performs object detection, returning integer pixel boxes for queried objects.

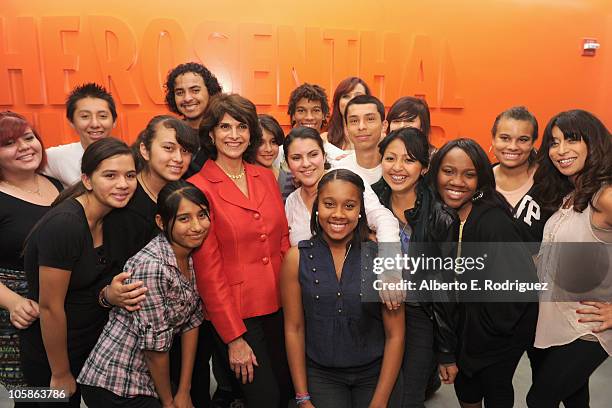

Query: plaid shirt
[77,234,204,398]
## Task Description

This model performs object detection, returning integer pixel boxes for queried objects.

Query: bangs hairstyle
[164,62,222,115]
[378,127,430,169]
[344,94,385,125]
[132,115,199,172]
[283,126,331,170]
[66,82,117,122]
[200,93,262,163]
[427,138,512,215]
[287,83,330,127]
[0,111,47,177]
[386,97,431,141]
[157,180,210,245]
[491,105,539,164]
[310,169,370,248]
[532,109,612,213]
[258,114,285,145]
[52,137,136,206]
[327,77,371,148]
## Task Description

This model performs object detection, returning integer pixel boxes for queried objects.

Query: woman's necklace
[138,173,158,201]
[1,175,41,196]
[218,162,245,180]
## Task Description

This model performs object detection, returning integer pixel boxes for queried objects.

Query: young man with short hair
[165,62,222,177]
[285,83,345,162]
[43,83,117,187]
[335,94,388,185]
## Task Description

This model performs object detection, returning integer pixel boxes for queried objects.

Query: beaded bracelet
[295,392,311,405]
[98,285,113,309]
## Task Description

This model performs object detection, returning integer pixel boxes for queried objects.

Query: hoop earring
[472,190,484,202]
[488,145,492,153]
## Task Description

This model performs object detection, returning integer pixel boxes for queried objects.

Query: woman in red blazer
[188,93,291,407]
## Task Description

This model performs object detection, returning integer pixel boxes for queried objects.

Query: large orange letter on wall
[40,16,80,105]
[240,23,276,105]
[401,34,439,107]
[193,21,239,93]
[0,17,44,105]
[140,19,189,105]
[322,29,360,90]
[89,16,140,105]
[359,31,403,105]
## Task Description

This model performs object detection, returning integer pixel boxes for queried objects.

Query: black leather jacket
[372,179,459,364]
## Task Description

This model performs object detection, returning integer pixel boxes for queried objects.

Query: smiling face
[0,128,43,177]
[70,97,116,147]
[166,197,211,252]
[346,103,386,152]
[382,138,425,194]
[286,138,326,188]
[436,147,478,220]
[173,72,209,126]
[317,179,361,244]
[83,154,137,209]
[255,129,280,168]
[140,123,192,182]
[210,113,250,161]
[292,98,324,131]
[492,118,535,169]
[548,126,588,180]
[339,83,367,117]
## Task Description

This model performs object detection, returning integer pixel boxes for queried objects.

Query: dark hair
[53,137,135,205]
[378,127,430,169]
[310,169,369,248]
[200,93,262,163]
[491,105,539,164]
[344,94,385,125]
[164,62,222,116]
[0,111,47,178]
[66,83,117,122]
[258,114,285,145]
[287,83,330,127]
[386,97,431,141]
[327,77,371,148]
[157,180,210,245]
[428,138,512,215]
[132,115,199,172]
[532,109,612,213]
[283,126,331,170]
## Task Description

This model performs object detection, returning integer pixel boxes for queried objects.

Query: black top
[0,176,63,270]
[298,237,384,368]
[512,184,554,245]
[104,182,159,276]
[21,198,113,365]
[184,127,210,179]
[453,203,538,375]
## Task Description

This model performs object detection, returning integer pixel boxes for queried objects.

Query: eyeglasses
[216,122,249,135]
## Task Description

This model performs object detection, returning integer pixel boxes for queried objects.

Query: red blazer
[189,160,290,343]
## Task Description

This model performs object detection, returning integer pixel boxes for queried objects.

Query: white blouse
[535,193,612,356]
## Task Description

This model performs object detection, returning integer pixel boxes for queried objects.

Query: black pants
[169,321,215,408]
[307,358,381,408]
[81,384,161,408]
[401,304,435,408]
[19,356,83,408]
[212,311,292,408]
[526,339,608,408]
[453,351,523,408]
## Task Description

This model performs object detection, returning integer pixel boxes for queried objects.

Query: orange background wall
[1,0,610,149]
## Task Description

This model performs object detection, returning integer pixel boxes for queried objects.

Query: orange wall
[1,0,610,149]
